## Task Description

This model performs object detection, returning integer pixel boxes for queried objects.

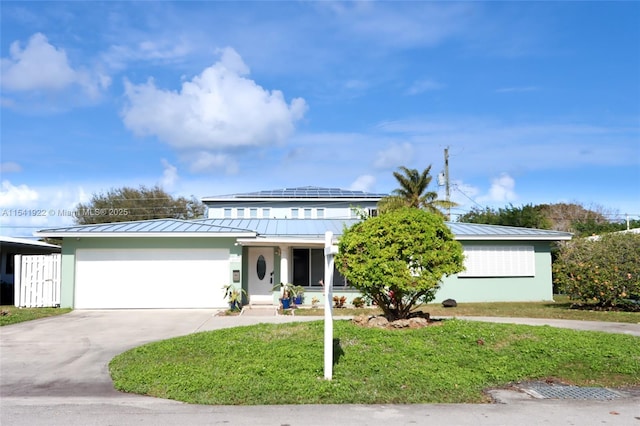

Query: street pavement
[1,310,639,426]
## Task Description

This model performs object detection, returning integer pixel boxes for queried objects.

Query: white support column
[14,254,22,307]
[324,231,338,380]
[279,246,289,285]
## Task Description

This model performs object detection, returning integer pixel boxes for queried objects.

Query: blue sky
[1,1,639,237]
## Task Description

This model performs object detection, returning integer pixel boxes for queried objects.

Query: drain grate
[521,383,623,400]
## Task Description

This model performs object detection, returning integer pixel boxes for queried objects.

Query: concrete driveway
[1,310,639,426]
[0,309,314,398]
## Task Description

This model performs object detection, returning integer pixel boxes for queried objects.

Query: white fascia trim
[34,232,257,238]
[237,235,573,245]
[455,235,573,241]
[1,236,60,248]
[236,237,329,246]
[202,197,382,203]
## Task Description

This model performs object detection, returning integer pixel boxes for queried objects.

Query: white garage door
[75,249,229,309]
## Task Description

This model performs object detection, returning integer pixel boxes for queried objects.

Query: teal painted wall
[58,237,555,308]
[434,241,553,303]
[291,242,554,306]
[59,237,240,308]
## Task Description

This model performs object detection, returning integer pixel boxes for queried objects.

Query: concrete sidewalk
[1,310,639,426]
[441,315,640,337]
[3,394,639,426]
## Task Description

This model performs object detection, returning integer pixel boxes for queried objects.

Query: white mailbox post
[324,231,339,380]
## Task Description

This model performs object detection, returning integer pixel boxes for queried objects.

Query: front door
[248,247,274,304]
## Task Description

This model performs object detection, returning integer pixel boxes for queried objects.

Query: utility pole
[444,147,451,221]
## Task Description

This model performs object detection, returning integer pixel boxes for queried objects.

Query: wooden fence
[14,254,61,308]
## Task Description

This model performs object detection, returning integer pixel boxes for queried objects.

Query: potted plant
[352,296,365,308]
[291,285,305,305]
[273,282,294,309]
[222,284,247,311]
[333,295,347,308]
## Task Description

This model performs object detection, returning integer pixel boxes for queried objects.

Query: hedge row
[553,233,640,311]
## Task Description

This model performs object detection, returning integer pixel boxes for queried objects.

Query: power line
[451,184,485,210]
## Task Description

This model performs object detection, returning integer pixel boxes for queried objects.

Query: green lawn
[109,319,640,405]
[294,295,640,324]
[423,295,640,323]
[0,305,71,326]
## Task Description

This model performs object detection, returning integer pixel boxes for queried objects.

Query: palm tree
[379,165,457,218]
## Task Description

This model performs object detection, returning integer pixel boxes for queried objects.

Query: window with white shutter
[458,246,535,277]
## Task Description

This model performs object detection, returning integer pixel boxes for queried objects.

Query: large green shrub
[553,233,640,310]
[336,208,465,320]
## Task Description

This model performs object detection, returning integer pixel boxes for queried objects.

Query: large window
[458,245,535,277]
[292,248,347,287]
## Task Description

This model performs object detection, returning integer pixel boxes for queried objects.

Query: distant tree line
[457,203,638,237]
[74,185,205,225]
[373,165,637,238]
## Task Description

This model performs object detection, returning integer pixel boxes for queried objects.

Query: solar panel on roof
[216,186,388,199]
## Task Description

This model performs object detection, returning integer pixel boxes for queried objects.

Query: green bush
[336,208,465,320]
[351,296,365,308]
[553,233,640,310]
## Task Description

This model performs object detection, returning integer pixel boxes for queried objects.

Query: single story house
[34,186,572,309]
[1,236,61,304]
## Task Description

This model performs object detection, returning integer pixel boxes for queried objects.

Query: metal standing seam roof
[448,222,572,240]
[35,218,572,241]
[202,186,389,200]
[35,218,258,237]
[193,218,361,237]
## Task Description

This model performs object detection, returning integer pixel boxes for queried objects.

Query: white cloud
[0,180,39,207]
[0,162,22,173]
[187,152,238,175]
[105,39,192,70]
[477,173,517,203]
[449,180,480,205]
[0,33,110,98]
[1,33,75,91]
[160,159,179,190]
[373,142,414,169]
[0,182,94,237]
[122,47,308,153]
[406,79,444,95]
[350,175,376,192]
[326,2,474,49]
[0,180,42,237]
